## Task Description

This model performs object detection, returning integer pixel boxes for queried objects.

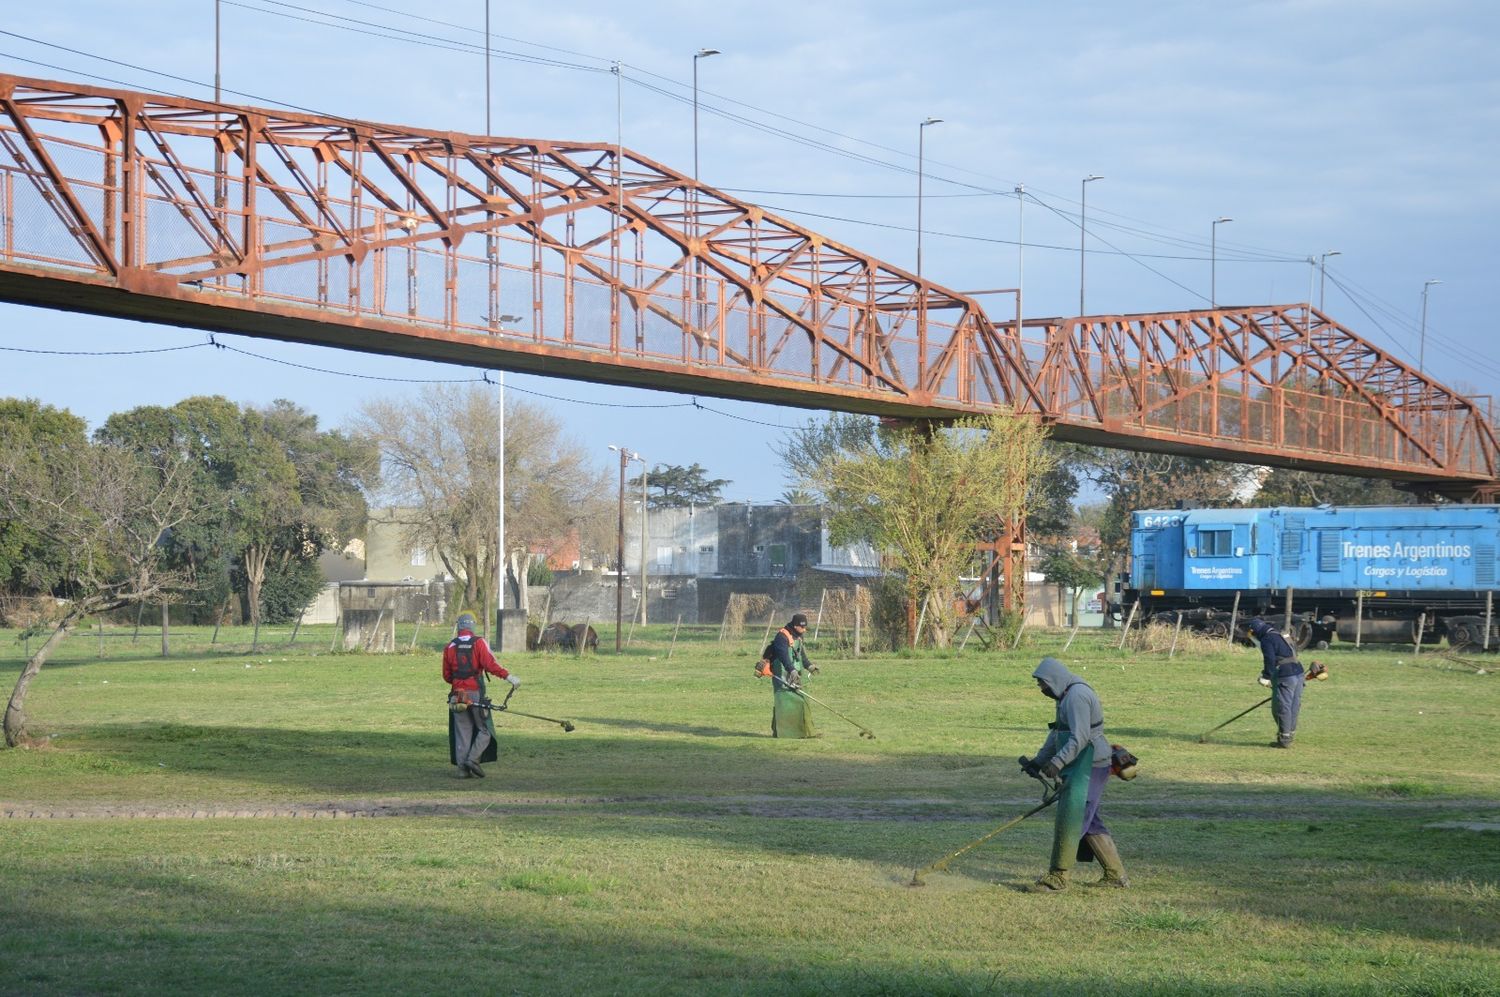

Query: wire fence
[1,615,1255,672]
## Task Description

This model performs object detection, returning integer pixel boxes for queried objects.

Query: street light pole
[1420,278,1442,378]
[692,48,720,189]
[1079,174,1103,315]
[214,0,221,102]
[1015,183,1025,339]
[1211,216,1232,308]
[1318,250,1341,312]
[916,117,943,282]
[608,444,635,652]
[691,48,719,356]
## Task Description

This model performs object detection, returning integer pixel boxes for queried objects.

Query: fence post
[853,601,862,658]
[1117,601,1139,650]
[960,615,980,651]
[1062,616,1082,653]
[1354,591,1364,649]
[760,606,778,652]
[668,613,683,659]
[1228,591,1241,643]
[1168,612,1183,659]
[718,594,735,644]
[1414,612,1425,656]
[1485,591,1493,652]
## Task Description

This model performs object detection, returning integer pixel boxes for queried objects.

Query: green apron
[1047,743,1095,872]
[772,687,815,738]
[448,675,498,765]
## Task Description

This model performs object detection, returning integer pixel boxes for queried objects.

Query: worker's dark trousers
[1272,672,1304,745]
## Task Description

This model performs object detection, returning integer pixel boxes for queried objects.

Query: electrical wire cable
[3,332,788,425]
[0,341,210,356]
[1323,272,1500,383]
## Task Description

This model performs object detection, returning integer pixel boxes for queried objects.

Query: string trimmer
[1198,661,1328,743]
[908,772,1061,887]
[472,685,576,733]
[755,668,875,739]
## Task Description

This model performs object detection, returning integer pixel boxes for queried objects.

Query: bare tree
[352,385,611,614]
[1,442,194,746]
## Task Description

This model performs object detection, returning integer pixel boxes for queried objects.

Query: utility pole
[638,459,648,625]
[608,444,640,650]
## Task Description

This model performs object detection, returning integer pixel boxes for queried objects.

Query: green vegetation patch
[0,626,1497,995]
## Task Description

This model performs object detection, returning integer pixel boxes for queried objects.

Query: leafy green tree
[257,555,325,624]
[1254,468,1417,507]
[782,412,1051,647]
[0,399,88,594]
[1037,547,1101,627]
[98,397,374,633]
[97,397,239,624]
[1027,442,1085,539]
[1,437,195,745]
[1076,448,1253,565]
[628,463,731,509]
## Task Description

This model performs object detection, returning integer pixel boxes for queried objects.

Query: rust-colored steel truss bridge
[1,74,1496,498]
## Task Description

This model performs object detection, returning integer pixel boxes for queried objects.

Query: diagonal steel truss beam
[0,73,1494,495]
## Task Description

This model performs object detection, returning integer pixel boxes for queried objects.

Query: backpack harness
[450,634,479,683]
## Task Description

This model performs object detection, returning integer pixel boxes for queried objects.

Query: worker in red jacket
[443,612,520,778]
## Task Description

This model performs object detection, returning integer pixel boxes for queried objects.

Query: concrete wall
[337,578,451,625]
[542,570,626,626]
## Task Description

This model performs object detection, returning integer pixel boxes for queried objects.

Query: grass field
[1,622,1497,996]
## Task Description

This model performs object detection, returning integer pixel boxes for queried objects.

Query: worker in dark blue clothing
[1247,618,1303,748]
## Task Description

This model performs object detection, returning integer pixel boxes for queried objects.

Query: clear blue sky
[2,1,1496,501]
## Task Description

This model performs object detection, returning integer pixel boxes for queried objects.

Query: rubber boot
[1273,731,1294,749]
[1025,869,1068,893]
[1082,834,1129,888]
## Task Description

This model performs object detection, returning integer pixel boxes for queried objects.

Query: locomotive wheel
[1445,619,1485,652]
[1290,620,1314,650]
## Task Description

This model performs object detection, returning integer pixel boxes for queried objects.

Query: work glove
[506,675,522,688]
[1039,760,1061,781]
[806,664,820,675]
[1018,755,1041,778]
[1258,676,1272,688]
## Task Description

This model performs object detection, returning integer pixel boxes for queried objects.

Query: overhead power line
[0,17,1450,330]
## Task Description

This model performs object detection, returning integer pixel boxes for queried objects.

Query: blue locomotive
[1121,505,1500,648]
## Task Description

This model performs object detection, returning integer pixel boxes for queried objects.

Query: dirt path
[3,794,1492,822]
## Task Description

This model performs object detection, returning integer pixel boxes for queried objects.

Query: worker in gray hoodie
[1019,656,1129,891]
